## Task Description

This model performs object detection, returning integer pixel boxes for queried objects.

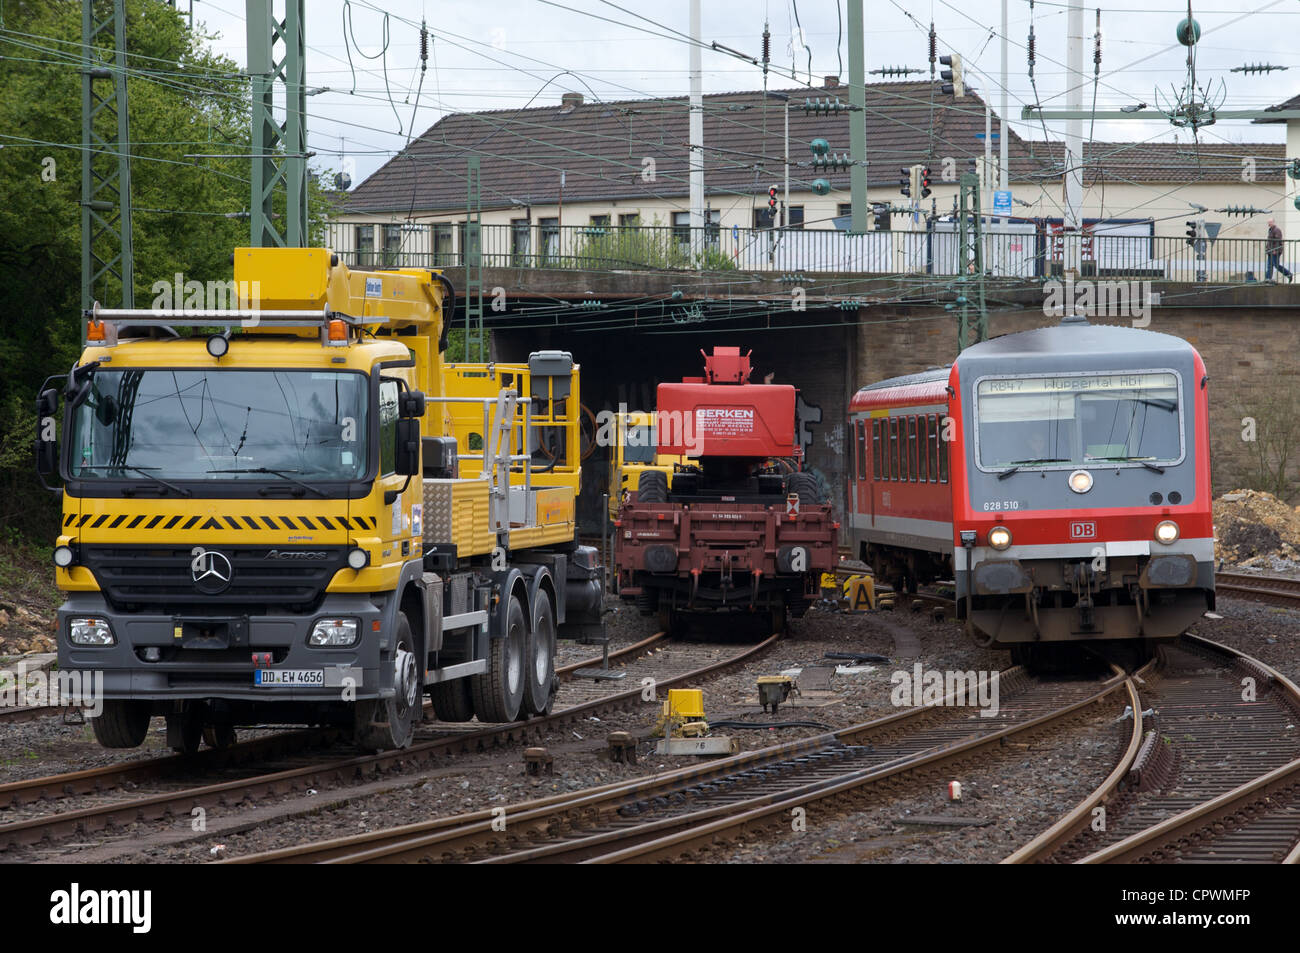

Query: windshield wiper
[206,467,327,497]
[996,458,1068,481]
[1088,456,1166,474]
[79,464,193,498]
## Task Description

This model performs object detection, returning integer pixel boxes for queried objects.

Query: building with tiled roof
[326,78,1294,269]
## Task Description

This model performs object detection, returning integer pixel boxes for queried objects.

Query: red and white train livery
[847,314,1214,658]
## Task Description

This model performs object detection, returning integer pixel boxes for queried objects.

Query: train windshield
[67,368,370,482]
[976,372,1182,470]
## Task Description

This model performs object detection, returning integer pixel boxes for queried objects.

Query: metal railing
[330,222,1300,284]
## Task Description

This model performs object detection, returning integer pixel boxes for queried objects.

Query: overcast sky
[184,0,1300,185]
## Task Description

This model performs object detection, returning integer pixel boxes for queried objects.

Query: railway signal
[899,166,912,198]
[920,166,933,199]
[940,54,964,97]
[768,186,778,213]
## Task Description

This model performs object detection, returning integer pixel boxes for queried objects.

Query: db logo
[1070,521,1097,539]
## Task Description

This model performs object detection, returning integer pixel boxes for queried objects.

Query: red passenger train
[847,314,1215,661]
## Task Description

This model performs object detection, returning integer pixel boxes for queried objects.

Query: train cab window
[855,419,867,480]
[928,414,940,482]
[917,416,928,482]
[907,417,919,481]
[872,419,882,480]
[975,373,1181,470]
[889,418,900,480]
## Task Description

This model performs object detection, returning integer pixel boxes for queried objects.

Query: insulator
[1027,30,1036,70]
[928,23,936,64]
[762,26,771,64]
[419,22,428,63]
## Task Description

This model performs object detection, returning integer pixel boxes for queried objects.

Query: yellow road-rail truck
[35,248,603,752]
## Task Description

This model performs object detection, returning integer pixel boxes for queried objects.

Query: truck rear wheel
[787,472,823,504]
[428,677,474,722]
[91,699,152,749]
[637,470,668,504]
[354,612,418,750]
[523,590,556,716]
[471,594,527,722]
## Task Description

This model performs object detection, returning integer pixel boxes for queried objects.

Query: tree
[0,1,330,537]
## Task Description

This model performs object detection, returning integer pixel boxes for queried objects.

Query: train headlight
[1154,520,1180,545]
[1068,469,1094,494]
[988,526,1013,551]
[309,618,359,647]
[68,617,114,646]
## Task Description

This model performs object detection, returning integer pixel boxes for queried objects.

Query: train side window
[898,417,909,481]
[856,419,867,481]
[908,416,919,481]
[938,422,949,483]
[917,415,928,482]
[889,418,899,480]
[871,419,881,480]
[928,413,939,482]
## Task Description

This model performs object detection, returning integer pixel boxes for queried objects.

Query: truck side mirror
[35,388,59,476]
[399,389,426,419]
[395,418,421,475]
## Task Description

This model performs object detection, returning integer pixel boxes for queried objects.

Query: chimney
[560,92,583,112]
[823,75,840,89]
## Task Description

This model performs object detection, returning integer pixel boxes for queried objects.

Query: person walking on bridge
[1266,219,1293,283]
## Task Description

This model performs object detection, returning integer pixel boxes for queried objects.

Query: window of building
[589,214,611,230]
[355,225,375,266]
[872,419,882,479]
[837,203,852,218]
[786,206,805,229]
[433,223,453,267]
[618,213,641,228]
[382,224,402,267]
[538,217,559,262]
[510,218,531,264]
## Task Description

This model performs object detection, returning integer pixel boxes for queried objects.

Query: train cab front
[951,321,1215,649]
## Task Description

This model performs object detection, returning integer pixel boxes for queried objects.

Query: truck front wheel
[354,612,418,751]
[91,699,152,749]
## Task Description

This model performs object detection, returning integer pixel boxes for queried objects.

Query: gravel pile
[1214,489,1300,568]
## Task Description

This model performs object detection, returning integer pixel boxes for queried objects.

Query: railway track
[230,664,1138,864]
[1006,633,1300,864]
[1214,570,1300,610]
[0,631,771,854]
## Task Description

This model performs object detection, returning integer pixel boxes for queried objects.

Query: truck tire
[523,589,556,716]
[637,470,668,504]
[91,700,152,749]
[470,594,527,723]
[787,472,823,504]
[428,677,474,722]
[354,612,418,750]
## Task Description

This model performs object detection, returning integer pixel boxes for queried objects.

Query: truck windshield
[622,423,658,464]
[975,372,1182,470]
[68,369,369,482]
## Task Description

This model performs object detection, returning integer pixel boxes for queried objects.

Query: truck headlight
[988,526,1012,550]
[346,548,369,570]
[1155,520,1180,545]
[69,617,114,646]
[53,545,76,568]
[309,618,359,647]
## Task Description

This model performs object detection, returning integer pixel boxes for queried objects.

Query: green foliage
[0,1,331,540]
[572,225,691,270]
